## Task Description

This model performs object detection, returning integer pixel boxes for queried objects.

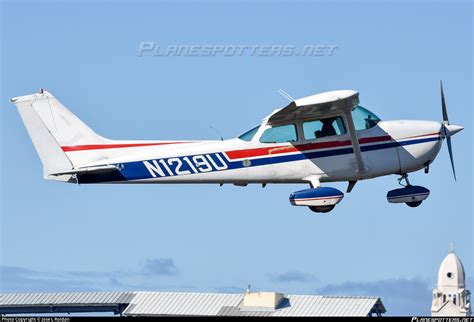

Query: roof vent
[241,291,284,311]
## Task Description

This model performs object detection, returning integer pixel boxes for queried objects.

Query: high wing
[267,90,359,125]
[267,90,366,174]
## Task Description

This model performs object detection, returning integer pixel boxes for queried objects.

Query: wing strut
[344,109,366,174]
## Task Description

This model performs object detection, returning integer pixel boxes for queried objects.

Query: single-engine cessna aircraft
[11,83,463,213]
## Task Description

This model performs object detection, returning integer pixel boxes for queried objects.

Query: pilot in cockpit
[365,115,378,129]
[315,118,337,138]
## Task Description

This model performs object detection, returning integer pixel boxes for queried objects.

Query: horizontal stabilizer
[50,165,118,176]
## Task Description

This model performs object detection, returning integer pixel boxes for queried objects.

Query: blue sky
[1,0,472,316]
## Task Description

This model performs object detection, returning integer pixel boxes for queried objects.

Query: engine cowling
[289,187,344,207]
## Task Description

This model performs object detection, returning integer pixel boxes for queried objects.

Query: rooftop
[0,291,386,317]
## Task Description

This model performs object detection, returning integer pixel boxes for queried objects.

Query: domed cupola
[437,251,466,290]
[431,244,471,317]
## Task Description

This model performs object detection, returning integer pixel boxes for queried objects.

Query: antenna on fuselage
[209,125,224,141]
[278,88,295,102]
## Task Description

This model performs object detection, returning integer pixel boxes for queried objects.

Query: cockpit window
[238,126,259,141]
[303,116,347,140]
[260,124,298,143]
[352,105,381,130]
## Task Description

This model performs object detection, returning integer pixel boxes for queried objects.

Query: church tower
[431,245,471,316]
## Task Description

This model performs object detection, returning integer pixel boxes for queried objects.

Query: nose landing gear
[398,174,411,186]
[386,174,430,208]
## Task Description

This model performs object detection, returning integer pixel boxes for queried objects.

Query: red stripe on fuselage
[62,141,190,152]
[402,131,441,140]
[226,135,392,160]
[62,131,441,154]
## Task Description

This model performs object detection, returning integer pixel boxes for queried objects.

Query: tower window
[447,272,454,279]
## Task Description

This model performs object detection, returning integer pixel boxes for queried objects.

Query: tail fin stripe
[62,141,190,152]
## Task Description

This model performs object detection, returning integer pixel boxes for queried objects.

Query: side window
[260,124,297,143]
[303,116,347,140]
[352,106,381,130]
[238,126,259,141]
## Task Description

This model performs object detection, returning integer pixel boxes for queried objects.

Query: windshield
[238,125,259,141]
[352,105,381,130]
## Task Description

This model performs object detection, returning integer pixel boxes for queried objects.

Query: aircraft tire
[309,205,335,213]
[406,201,422,208]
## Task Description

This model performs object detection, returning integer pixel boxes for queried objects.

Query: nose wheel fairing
[386,174,430,208]
[387,185,430,205]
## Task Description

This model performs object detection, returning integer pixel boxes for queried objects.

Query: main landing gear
[386,174,430,208]
[289,187,344,213]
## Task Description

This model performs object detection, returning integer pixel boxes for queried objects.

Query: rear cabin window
[303,116,347,140]
[238,126,259,141]
[260,124,298,143]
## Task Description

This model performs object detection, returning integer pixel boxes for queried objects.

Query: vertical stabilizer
[11,90,107,180]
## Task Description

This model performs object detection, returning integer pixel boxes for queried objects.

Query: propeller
[440,81,463,181]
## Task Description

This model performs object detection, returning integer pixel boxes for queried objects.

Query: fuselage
[68,116,444,185]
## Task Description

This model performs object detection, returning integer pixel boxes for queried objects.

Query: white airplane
[11,83,463,213]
